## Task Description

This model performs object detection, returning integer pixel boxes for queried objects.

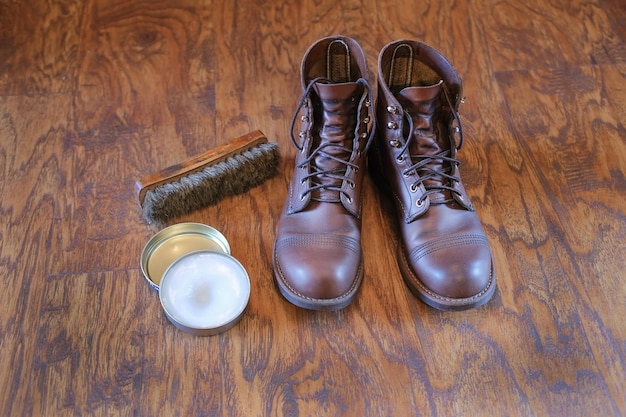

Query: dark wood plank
[0,0,624,415]
[495,64,626,413]
[73,0,218,155]
[0,94,74,415]
[0,0,83,95]
[475,0,626,71]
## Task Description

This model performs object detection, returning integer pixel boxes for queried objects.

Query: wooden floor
[1,0,625,416]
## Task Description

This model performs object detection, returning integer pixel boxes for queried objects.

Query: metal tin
[159,250,250,336]
[140,223,230,290]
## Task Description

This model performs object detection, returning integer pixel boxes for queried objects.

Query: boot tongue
[397,81,452,203]
[313,81,361,100]
[397,81,442,129]
[309,81,362,202]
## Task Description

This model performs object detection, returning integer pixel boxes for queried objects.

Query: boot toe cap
[403,234,496,310]
[274,235,363,310]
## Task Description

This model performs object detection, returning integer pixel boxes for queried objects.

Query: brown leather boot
[370,40,496,311]
[273,36,375,310]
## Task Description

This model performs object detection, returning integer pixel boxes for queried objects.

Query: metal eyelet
[410,183,418,192]
[388,139,401,148]
[363,117,370,123]
[300,193,306,201]
[396,155,405,163]
[387,121,398,129]
[416,198,425,207]
[360,132,367,139]
[301,115,309,122]
[349,181,355,189]
[346,196,353,204]
[386,105,398,114]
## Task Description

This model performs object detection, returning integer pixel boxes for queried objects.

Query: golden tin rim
[140,222,230,290]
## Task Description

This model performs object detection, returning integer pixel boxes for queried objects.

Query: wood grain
[0,0,624,416]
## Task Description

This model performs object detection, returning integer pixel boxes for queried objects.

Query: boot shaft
[288,36,374,217]
[372,40,474,222]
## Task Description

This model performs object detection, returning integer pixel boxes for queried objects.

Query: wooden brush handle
[135,130,267,206]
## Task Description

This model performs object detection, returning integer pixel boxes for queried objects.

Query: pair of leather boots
[273,36,496,311]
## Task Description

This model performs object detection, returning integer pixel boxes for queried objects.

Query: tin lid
[140,223,230,290]
[159,250,250,336]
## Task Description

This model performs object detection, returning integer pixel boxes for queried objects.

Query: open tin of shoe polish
[159,250,250,336]
[140,223,250,336]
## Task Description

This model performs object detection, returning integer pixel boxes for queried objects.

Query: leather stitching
[275,234,361,254]
[409,233,489,263]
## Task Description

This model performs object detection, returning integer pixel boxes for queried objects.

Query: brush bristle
[141,142,280,224]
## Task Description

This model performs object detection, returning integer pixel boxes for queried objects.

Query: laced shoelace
[399,87,464,205]
[290,77,376,202]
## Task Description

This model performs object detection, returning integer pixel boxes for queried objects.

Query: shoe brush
[135,130,280,224]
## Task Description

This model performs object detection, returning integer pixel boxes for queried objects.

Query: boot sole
[273,256,364,311]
